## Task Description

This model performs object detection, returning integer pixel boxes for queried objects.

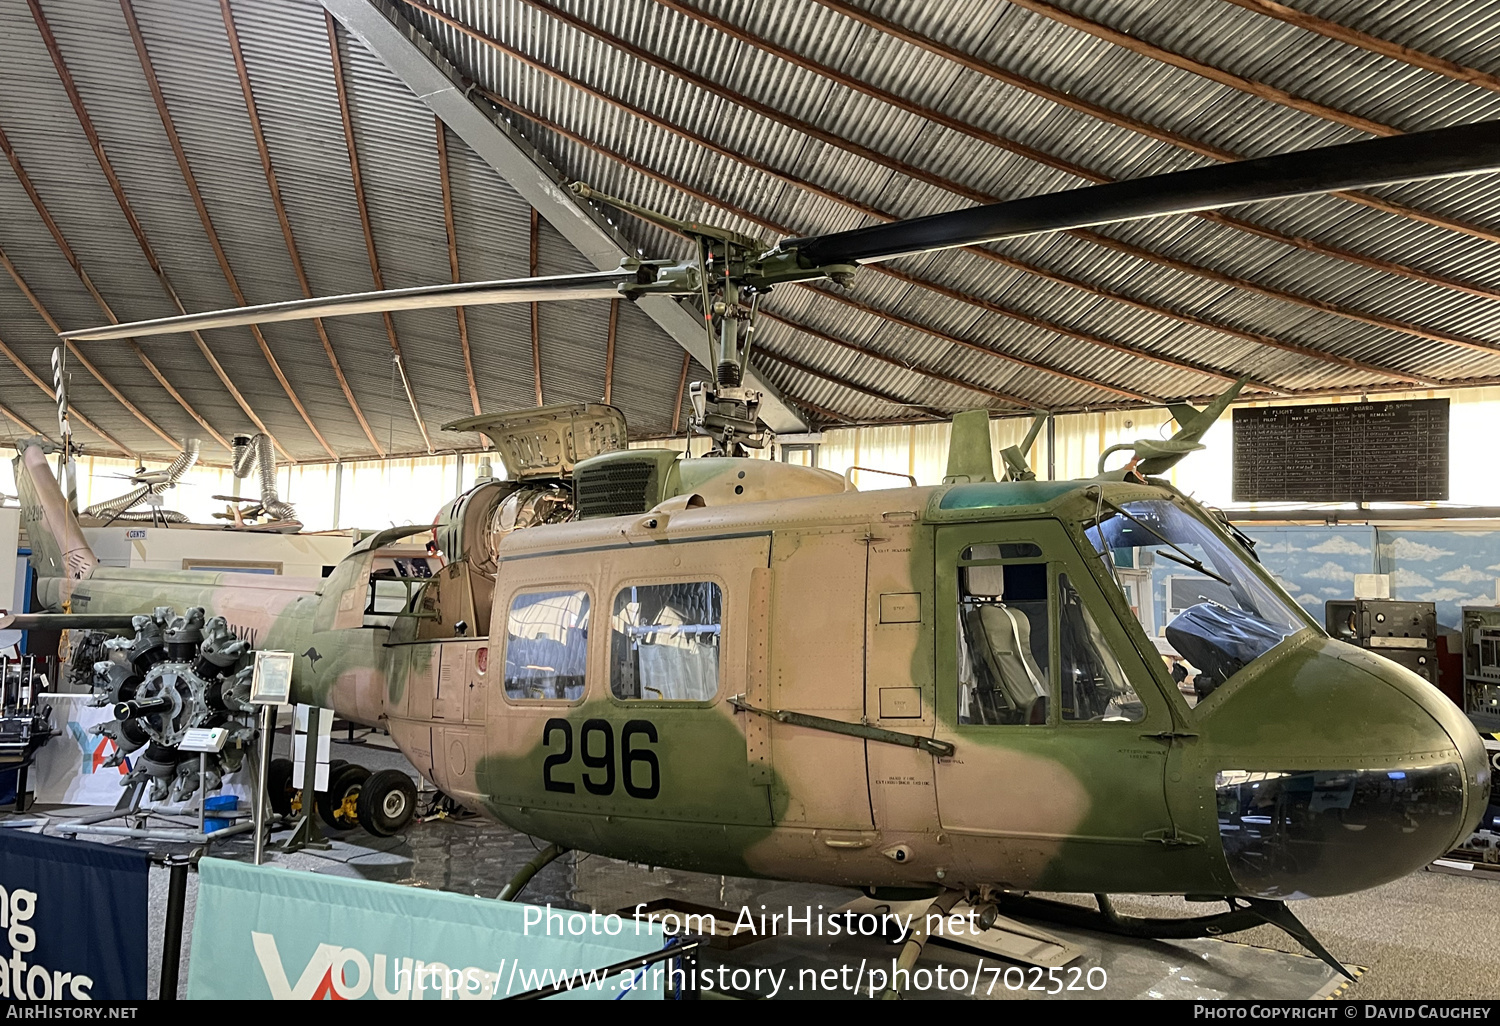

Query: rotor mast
[571,182,836,455]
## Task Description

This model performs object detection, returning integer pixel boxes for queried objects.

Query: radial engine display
[87,607,257,803]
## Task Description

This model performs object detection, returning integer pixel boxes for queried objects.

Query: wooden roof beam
[752,346,947,419]
[217,0,383,456]
[604,298,618,405]
[513,2,1455,382]
[466,83,1221,401]
[1223,0,1500,95]
[1005,0,1394,135]
[646,0,1500,366]
[0,124,225,452]
[0,330,121,453]
[0,248,187,454]
[0,395,43,440]
[817,1,1500,247]
[530,206,544,406]
[760,309,1035,408]
[324,10,432,454]
[792,288,1157,403]
[466,82,1397,391]
[118,0,336,460]
[677,0,1500,310]
[781,395,857,426]
[26,0,295,462]
[321,0,805,434]
[670,349,690,435]
[0,140,192,457]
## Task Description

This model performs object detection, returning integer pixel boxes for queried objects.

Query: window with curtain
[504,589,590,701]
[609,581,722,702]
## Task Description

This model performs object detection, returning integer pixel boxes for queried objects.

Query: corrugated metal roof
[404,0,1500,410]
[3,0,1500,459]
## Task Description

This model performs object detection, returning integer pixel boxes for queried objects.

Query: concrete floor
[1111,876,1500,1000]
[12,730,1500,1000]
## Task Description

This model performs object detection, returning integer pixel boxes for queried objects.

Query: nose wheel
[317,764,370,829]
[357,769,419,837]
[264,758,417,837]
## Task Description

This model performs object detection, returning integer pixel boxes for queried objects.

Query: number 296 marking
[542,718,660,799]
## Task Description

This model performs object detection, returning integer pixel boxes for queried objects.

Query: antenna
[999,411,1051,481]
[51,346,78,516]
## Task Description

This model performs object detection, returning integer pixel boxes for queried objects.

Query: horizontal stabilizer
[0,613,137,633]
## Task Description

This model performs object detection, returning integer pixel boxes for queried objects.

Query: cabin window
[366,574,414,617]
[609,581,722,702]
[503,589,590,701]
[1058,573,1144,722]
[1086,498,1306,699]
[957,551,1050,725]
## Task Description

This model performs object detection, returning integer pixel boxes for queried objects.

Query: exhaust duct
[232,433,295,521]
[83,439,200,522]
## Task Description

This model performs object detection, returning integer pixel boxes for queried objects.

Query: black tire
[267,758,295,817]
[357,769,418,837]
[316,764,370,830]
[330,758,349,772]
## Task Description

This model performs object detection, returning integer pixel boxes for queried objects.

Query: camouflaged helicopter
[14,120,1500,977]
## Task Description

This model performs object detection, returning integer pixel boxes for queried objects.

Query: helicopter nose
[1207,637,1490,900]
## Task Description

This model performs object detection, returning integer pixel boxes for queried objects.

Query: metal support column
[317,0,805,433]
[158,856,190,1000]
[252,704,275,865]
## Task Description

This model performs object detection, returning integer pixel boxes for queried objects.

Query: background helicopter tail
[1095,378,1249,478]
[11,439,97,603]
[943,409,1050,484]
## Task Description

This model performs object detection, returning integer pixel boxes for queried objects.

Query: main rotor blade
[60,269,639,341]
[788,118,1500,266]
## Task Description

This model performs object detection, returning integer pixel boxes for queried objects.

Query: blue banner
[0,830,149,1000]
[187,858,666,1000]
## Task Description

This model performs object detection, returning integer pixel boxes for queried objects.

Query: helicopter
[11,119,1499,981]
[104,467,183,488]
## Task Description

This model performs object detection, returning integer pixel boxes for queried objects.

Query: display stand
[248,651,295,864]
[281,705,330,853]
[56,739,256,848]
[252,704,276,865]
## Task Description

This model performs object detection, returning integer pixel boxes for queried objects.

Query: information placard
[251,650,294,705]
[1232,398,1448,502]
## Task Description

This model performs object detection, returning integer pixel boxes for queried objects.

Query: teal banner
[186,859,665,1000]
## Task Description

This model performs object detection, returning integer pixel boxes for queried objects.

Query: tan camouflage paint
[16,442,1489,897]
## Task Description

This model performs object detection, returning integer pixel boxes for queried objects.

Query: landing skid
[995,892,1353,981]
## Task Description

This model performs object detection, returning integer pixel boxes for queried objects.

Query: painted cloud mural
[1381,537,1456,562]
[1243,526,1500,631]
[1437,565,1494,585]
[1304,561,1357,582]
[1307,536,1371,556]
[1392,568,1434,589]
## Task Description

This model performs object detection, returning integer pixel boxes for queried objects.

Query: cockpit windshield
[1087,498,1310,704]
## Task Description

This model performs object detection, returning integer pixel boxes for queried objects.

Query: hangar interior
[0,0,1498,1002]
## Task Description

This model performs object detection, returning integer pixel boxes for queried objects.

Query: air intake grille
[575,460,658,519]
